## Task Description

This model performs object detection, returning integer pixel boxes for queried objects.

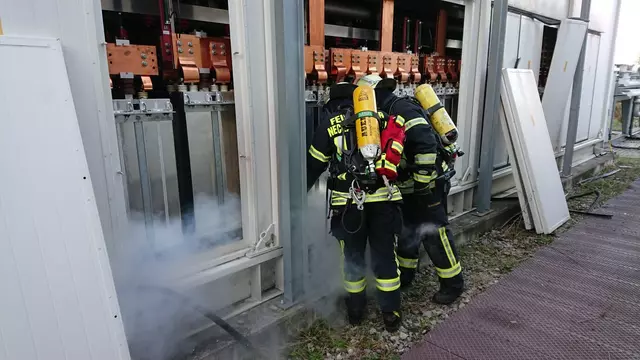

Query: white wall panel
[576,34,601,142]
[542,18,588,152]
[494,12,523,169]
[0,36,130,360]
[0,0,128,257]
[508,0,569,20]
[571,0,617,32]
[589,0,622,141]
[517,17,544,81]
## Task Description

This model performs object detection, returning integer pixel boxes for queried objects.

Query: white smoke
[112,193,242,360]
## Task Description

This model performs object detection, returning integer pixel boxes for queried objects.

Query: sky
[614,0,640,64]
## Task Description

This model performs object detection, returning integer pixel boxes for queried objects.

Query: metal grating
[404,180,640,360]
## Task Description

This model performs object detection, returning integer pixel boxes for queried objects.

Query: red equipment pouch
[376,115,406,180]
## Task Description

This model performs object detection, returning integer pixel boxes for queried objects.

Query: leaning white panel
[541,18,588,153]
[498,85,535,231]
[502,69,571,234]
[0,36,130,360]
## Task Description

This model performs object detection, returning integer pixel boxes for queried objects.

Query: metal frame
[562,0,592,177]
[476,0,509,213]
[167,0,302,313]
[164,0,306,315]
[273,0,307,306]
[140,0,291,317]
[435,0,492,218]
[451,0,490,188]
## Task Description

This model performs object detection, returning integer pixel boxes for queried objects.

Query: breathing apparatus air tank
[414,84,459,145]
[353,85,381,177]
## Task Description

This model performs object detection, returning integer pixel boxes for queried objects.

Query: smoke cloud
[112,193,242,360]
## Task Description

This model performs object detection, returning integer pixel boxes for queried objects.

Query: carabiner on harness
[381,174,394,200]
[349,180,366,211]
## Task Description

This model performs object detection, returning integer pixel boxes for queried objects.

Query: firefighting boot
[399,268,416,289]
[382,311,402,333]
[432,275,464,305]
[345,292,367,325]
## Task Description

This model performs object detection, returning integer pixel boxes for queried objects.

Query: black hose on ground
[566,189,601,212]
[136,285,266,359]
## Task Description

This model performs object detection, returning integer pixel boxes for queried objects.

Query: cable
[612,144,640,150]
[566,189,601,212]
[136,285,266,359]
[577,169,621,186]
[341,203,365,234]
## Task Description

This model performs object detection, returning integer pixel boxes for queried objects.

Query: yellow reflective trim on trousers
[339,240,367,293]
[415,153,437,165]
[339,240,346,284]
[393,249,401,276]
[439,227,457,267]
[404,117,429,131]
[331,187,402,206]
[413,172,436,183]
[338,173,347,180]
[376,277,401,292]
[391,141,404,154]
[436,262,462,279]
[309,145,330,162]
[397,256,418,269]
[344,278,367,293]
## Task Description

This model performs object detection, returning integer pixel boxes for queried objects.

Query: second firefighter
[357,74,465,305]
[307,82,406,332]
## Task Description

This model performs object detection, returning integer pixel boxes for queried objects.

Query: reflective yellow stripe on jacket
[404,117,429,131]
[413,170,437,184]
[309,145,331,163]
[375,154,398,173]
[415,153,437,165]
[397,179,436,195]
[331,186,402,206]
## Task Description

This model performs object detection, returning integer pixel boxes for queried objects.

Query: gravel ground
[286,157,640,360]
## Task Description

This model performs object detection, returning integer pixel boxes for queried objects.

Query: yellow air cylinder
[415,84,459,145]
[353,85,381,165]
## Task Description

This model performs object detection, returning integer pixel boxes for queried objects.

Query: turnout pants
[396,180,462,285]
[330,201,403,313]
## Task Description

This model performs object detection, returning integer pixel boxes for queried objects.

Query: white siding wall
[589,0,622,141]
[508,0,570,20]
[0,0,128,257]
[564,0,621,147]
[495,11,544,169]
[0,36,130,360]
[505,0,620,152]
[570,0,617,32]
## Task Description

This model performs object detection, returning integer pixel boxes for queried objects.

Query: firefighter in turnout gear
[356,75,465,305]
[307,82,406,332]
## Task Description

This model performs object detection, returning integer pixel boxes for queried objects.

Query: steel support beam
[476,0,508,214]
[561,0,592,176]
[273,0,307,305]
